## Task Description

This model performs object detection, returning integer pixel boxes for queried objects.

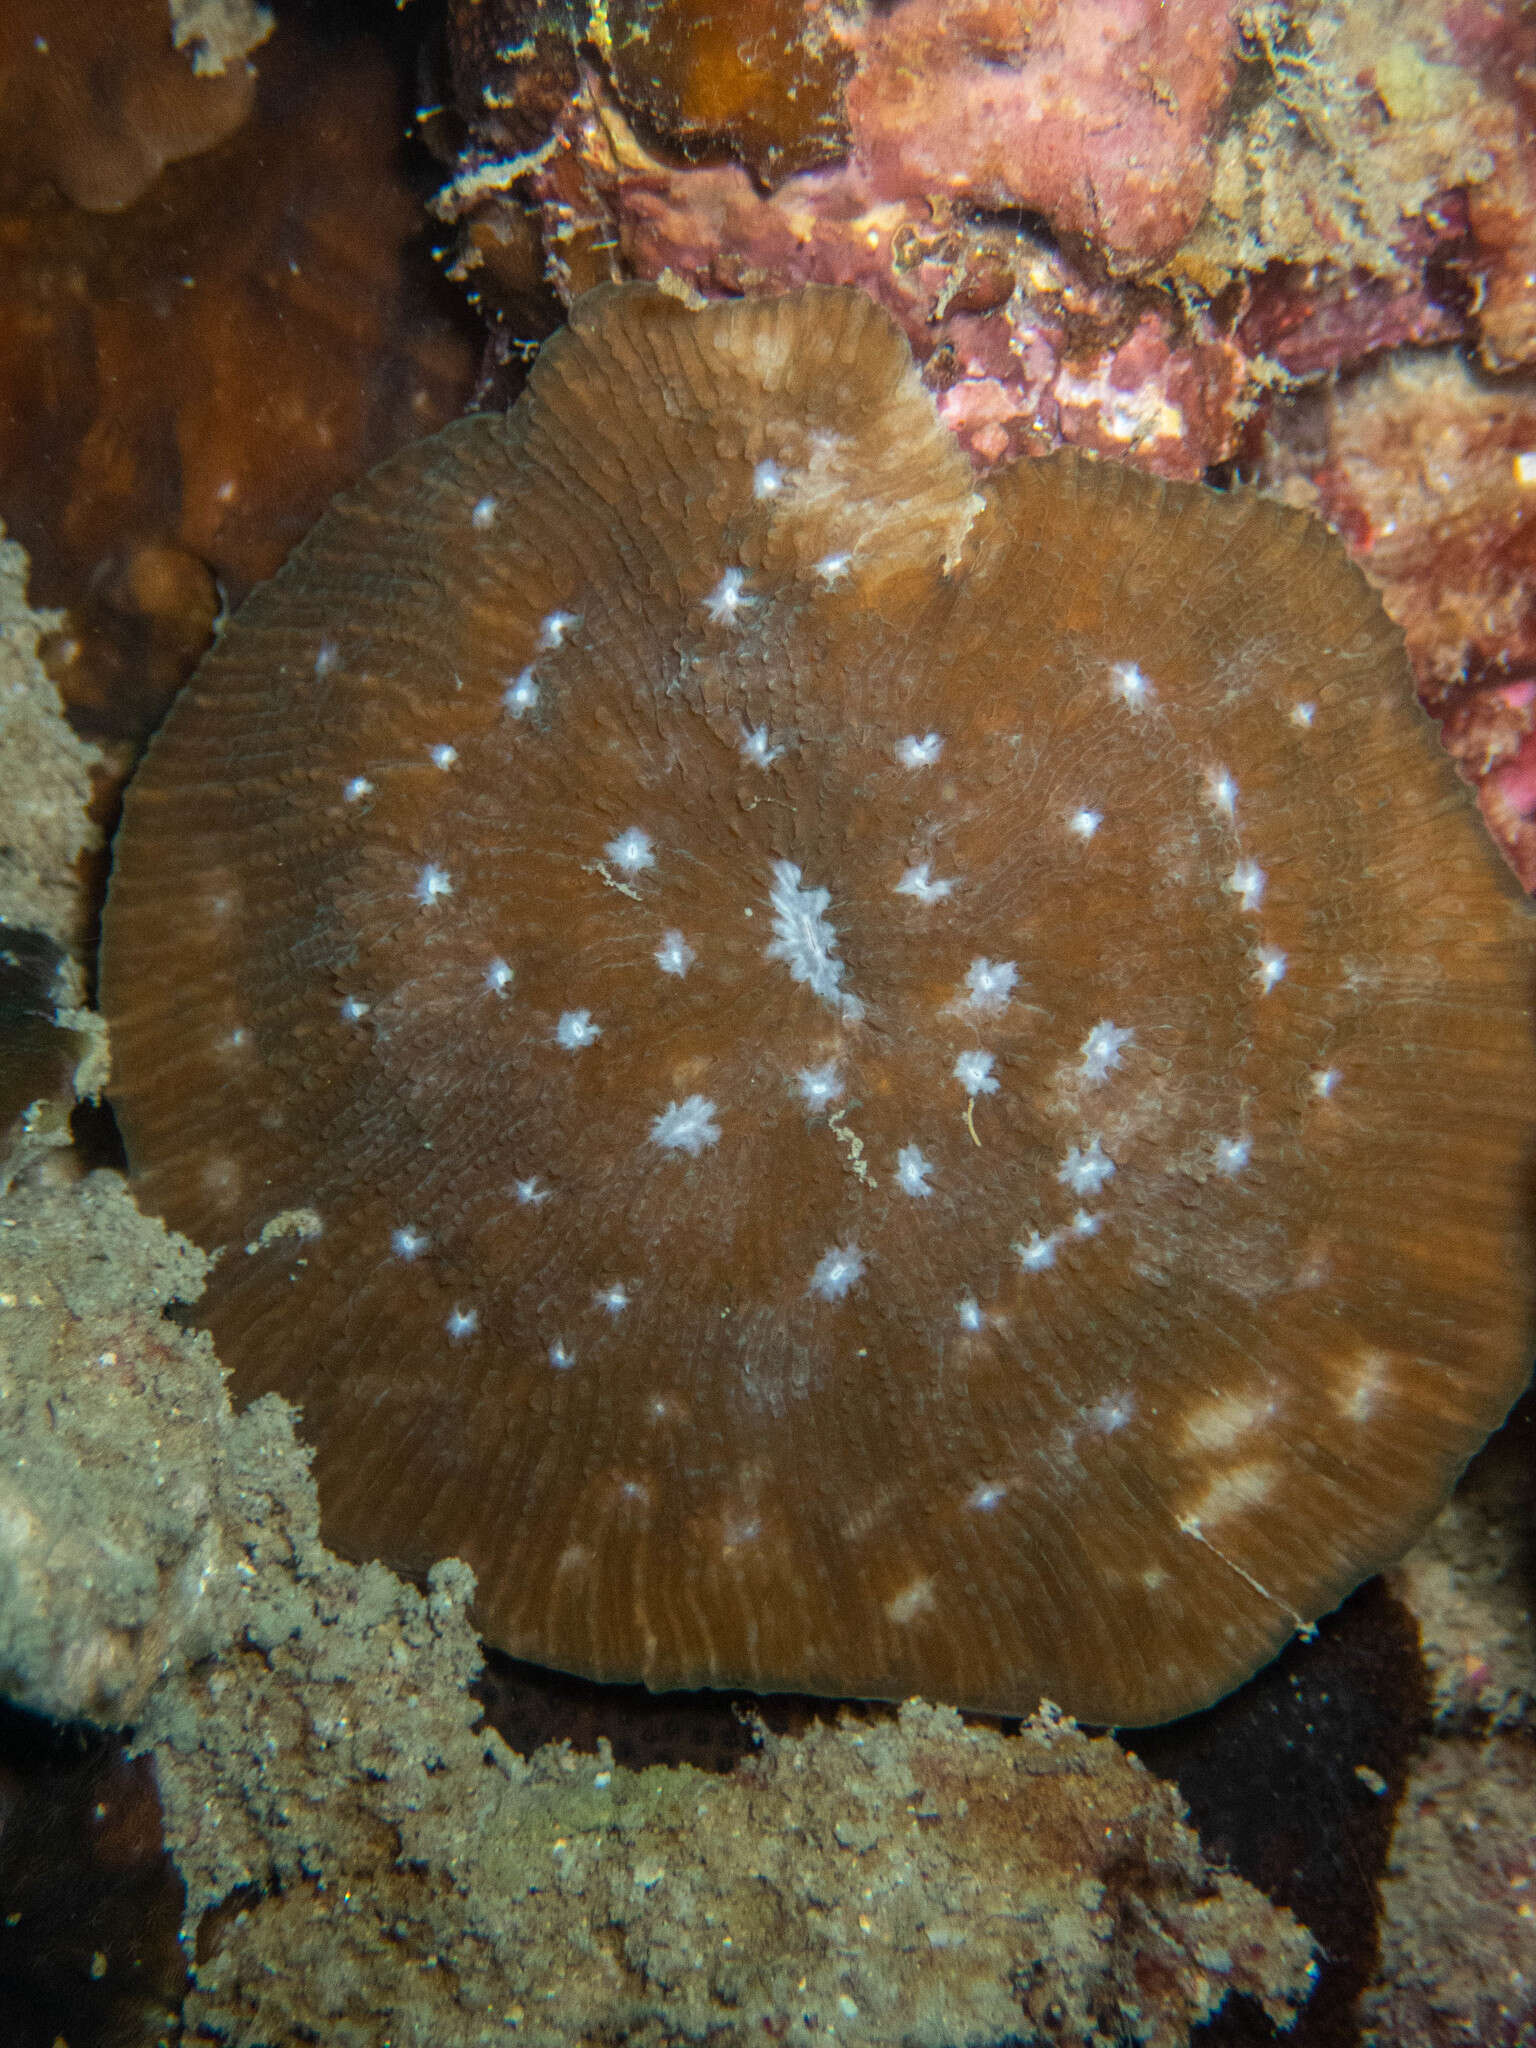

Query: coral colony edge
[99,283,1535,1729]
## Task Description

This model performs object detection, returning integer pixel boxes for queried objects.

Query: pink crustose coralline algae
[845,0,1240,268]
[101,286,1534,1727]
[439,0,1536,884]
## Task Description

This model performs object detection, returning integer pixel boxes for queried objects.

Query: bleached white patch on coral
[538,609,579,649]
[967,1482,1006,1512]
[1179,1461,1280,1531]
[343,776,373,803]
[752,459,784,498]
[391,1225,428,1260]
[960,958,1017,1014]
[471,495,497,529]
[339,996,369,1022]
[953,1049,998,1096]
[1069,1208,1102,1238]
[764,862,862,1018]
[1205,767,1238,819]
[1227,859,1266,911]
[649,1095,720,1155]
[721,1509,761,1551]
[1079,1020,1134,1084]
[1015,1231,1057,1272]
[796,1061,843,1110]
[594,1283,630,1315]
[1059,1137,1115,1197]
[704,568,751,625]
[1214,1135,1252,1175]
[654,930,694,977]
[814,551,853,588]
[514,1177,549,1205]
[895,1145,935,1199]
[415,863,453,906]
[885,1577,935,1625]
[1181,1393,1272,1454]
[503,668,539,717]
[956,1296,984,1331]
[1254,946,1287,993]
[740,724,782,768]
[485,957,514,996]
[1110,661,1152,708]
[606,827,655,874]
[1311,1067,1340,1100]
[1291,701,1316,729]
[446,1307,479,1340]
[1069,808,1102,840]
[1089,1394,1133,1434]
[430,743,458,770]
[314,639,340,678]
[1338,1346,1390,1424]
[549,1340,575,1370]
[808,1244,864,1302]
[896,732,944,768]
[894,862,954,904]
[554,1009,601,1049]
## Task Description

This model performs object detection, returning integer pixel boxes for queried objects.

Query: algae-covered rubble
[0,525,1320,2046]
[0,1173,1316,2047]
[0,1172,221,1728]
[0,530,99,951]
[0,526,108,1162]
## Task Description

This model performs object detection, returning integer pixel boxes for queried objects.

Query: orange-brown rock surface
[0,9,476,752]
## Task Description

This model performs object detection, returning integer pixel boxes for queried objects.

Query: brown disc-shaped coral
[100,285,1535,1727]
